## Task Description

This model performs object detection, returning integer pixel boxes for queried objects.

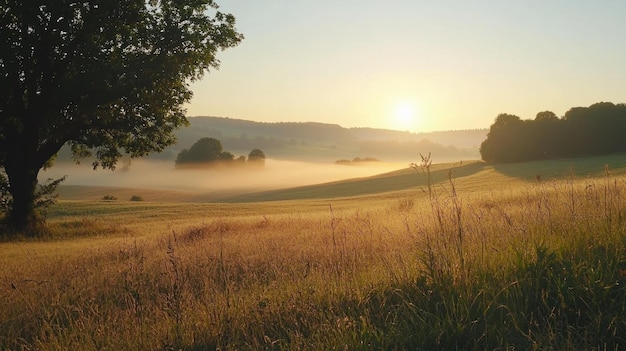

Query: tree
[535,110,558,122]
[247,149,266,167]
[175,137,224,165]
[563,102,626,156]
[480,114,526,163]
[480,102,626,164]
[0,0,242,233]
[533,111,564,159]
[218,151,235,162]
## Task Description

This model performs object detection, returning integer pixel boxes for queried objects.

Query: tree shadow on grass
[490,153,626,182]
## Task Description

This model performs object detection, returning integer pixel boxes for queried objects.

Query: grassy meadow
[2,155,626,349]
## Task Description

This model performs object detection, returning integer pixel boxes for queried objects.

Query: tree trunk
[4,163,40,233]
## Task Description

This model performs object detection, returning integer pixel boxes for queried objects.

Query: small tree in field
[0,0,243,234]
[247,149,266,167]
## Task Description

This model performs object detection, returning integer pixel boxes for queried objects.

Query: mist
[40,159,407,200]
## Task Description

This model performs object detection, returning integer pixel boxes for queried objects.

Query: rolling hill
[55,116,486,164]
[218,152,626,202]
[159,116,487,163]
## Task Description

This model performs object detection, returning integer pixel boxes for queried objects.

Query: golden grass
[2,155,626,349]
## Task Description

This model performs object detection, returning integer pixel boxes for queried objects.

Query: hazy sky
[184,1,626,132]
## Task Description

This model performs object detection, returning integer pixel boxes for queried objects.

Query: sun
[391,101,420,132]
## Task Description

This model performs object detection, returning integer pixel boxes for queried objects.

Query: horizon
[186,115,490,134]
[183,1,626,133]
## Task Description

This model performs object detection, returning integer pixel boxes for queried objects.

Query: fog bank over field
[41,159,408,197]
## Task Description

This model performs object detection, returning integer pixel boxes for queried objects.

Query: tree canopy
[175,138,265,168]
[176,137,225,165]
[0,0,243,233]
[480,102,626,163]
[248,149,266,163]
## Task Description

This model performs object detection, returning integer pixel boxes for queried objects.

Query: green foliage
[0,170,65,226]
[480,113,527,163]
[0,0,242,232]
[0,171,10,214]
[480,102,626,163]
[1,0,242,169]
[175,137,225,165]
[176,138,265,168]
[33,176,67,213]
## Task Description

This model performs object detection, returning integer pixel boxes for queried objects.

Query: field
[2,154,626,349]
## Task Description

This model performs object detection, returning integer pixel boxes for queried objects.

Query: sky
[184,0,626,133]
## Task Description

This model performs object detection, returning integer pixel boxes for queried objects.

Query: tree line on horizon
[480,102,626,163]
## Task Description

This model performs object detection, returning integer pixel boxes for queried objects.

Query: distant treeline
[480,102,626,163]
[185,118,353,142]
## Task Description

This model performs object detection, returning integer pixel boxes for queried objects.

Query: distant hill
[154,116,487,163]
[56,116,487,164]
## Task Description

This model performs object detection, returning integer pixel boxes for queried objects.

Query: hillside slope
[218,153,626,202]
[55,116,486,164]
[167,116,486,162]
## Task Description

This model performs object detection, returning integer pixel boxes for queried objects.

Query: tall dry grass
[1,166,626,349]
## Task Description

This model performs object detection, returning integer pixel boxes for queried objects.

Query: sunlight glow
[391,100,420,132]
